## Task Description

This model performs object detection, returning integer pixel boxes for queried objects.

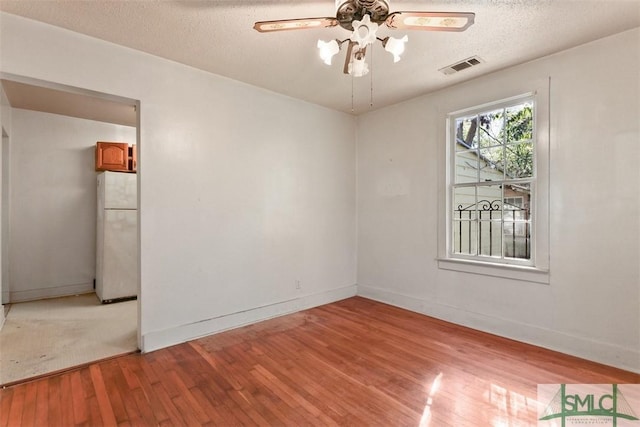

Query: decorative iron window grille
[454,198,530,259]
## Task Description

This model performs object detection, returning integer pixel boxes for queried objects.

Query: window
[437,80,549,284]
[448,95,535,266]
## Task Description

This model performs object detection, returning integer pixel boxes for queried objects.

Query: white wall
[0,13,357,350]
[8,109,135,302]
[357,28,640,372]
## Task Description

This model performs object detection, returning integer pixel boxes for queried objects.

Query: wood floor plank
[168,370,211,425]
[5,385,23,427]
[189,385,237,426]
[189,341,244,391]
[1,297,638,427]
[197,358,277,426]
[79,366,104,427]
[245,341,356,422]
[89,364,117,427]
[103,361,133,425]
[149,378,188,425]
[0,388,13,427]
[124,363,166,426]
[128,384,157,426]
[59,374,74,427]
[113,357,153,425]
[69,370,88,425]
[115,357,140,392]
[16,381,37,427]
[118,387,144,427]
[250,363,338,426]
[32,378,49,427]
[46,376,62,427]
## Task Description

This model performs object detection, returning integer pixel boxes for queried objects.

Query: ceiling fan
[254,0,475,77]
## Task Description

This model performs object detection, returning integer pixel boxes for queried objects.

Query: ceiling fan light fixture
[383,35,408,62]
[253,2,476,81]
[317,39,341,65]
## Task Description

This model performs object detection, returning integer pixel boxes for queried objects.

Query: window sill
[437,258,550,284]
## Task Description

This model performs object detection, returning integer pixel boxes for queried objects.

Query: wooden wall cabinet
[95,142,136,172]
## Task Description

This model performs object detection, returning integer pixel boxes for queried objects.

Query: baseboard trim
[9,283,94,303]
[141,284,358,353]
[357,284,640,374]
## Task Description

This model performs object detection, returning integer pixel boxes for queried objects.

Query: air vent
[439,56,484,75]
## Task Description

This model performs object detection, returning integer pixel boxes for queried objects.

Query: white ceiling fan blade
[254,17,339,33]
[385,12,475,32]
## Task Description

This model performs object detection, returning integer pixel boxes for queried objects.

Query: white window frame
[437,80,550,284]
[449,94,536,266]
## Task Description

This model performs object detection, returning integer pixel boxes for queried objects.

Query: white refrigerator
[96,171,137,303]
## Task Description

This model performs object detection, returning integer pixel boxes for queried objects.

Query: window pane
[476,185,502,210]
[505,142,533,179]
[505,102,533,143]
[453,187,477,255]
[453,220,477,255]
[455,115,478,150]
[478,147,504,182]
[455,150,479,183]
[478,108,504,148]
[503,183,531,260]
[478,221,501,257]
[504,222,531,259]
[503,183,530,216]
[453,187,476,219]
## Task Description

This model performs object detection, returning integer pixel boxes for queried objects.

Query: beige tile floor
[0,293,137,385]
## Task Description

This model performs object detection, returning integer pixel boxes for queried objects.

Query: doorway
[0,75,141,385]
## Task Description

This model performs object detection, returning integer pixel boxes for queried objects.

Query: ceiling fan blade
[253,17,339,33]
[385,12,475,32]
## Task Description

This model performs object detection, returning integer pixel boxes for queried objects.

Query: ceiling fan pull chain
[370,47,374,108]
[351,71,355,113]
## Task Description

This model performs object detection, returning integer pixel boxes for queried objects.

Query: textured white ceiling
[1,0,639,115]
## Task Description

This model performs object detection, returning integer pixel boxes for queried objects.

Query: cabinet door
[96,142,129,171]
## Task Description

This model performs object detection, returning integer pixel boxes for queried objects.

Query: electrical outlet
[295,280,301,290]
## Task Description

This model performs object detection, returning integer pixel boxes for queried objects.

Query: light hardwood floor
[1,297,638,426]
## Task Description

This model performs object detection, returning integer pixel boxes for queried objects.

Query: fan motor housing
[336,0,390,30]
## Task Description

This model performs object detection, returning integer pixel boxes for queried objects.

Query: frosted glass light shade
[384,35,408,62]
[348,56,369,77]
[317,39,340,65]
